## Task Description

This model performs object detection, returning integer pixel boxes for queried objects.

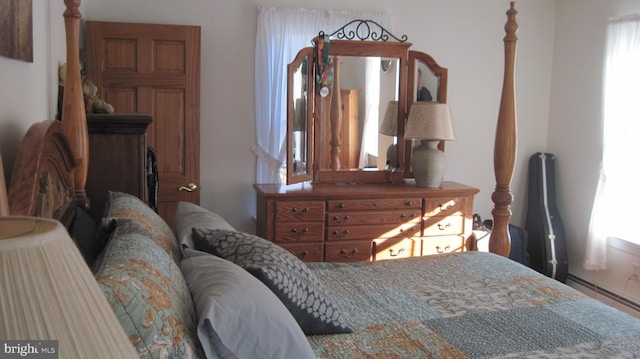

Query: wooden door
[85,21,201,227]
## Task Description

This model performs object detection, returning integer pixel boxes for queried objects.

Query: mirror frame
[285,34,448,185]
[286,47,314,184]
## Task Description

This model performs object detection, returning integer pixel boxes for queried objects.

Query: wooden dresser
[254,181,479,262]
[86,113,152,222]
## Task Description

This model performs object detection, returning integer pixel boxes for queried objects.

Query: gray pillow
[179,249,316,359]
[174,201,235,252]
[191,228,352,335]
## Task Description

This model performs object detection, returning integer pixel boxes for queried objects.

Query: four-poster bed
[2,1,640,358]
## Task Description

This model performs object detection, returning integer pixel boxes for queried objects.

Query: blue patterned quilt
[306,252,640,358]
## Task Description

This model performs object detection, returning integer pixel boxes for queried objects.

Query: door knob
[179,183,198,192]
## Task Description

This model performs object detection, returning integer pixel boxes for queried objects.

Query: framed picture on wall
[0,0,33,62]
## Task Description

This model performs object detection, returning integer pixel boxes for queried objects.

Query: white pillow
[179,249,316,359]
[174,201,235,252]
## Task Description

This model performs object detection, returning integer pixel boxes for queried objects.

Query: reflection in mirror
[321,55,399,172]
[415,62,439,103]
[292,58,308,175]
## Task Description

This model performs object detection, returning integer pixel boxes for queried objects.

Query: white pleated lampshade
[0,216,138,359]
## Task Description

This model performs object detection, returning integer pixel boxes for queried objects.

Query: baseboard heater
[568,273,640,314]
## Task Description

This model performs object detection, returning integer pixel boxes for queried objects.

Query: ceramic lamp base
[411,140,445,188]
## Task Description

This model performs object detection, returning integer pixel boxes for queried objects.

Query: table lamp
[0,216,138,358]
[379,100,399,168]
[405,102,455,188]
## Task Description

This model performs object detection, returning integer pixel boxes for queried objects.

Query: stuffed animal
[59,62,115,114]
[82,77,114,114]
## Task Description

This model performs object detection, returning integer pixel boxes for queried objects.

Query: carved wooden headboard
[8,121,78,227]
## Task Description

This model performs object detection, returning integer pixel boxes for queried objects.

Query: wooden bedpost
[489,2,518,257]
[62,0,89,209]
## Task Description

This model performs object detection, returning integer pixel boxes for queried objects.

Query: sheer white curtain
[254,7,390,183]
[359,57,381,168]
[585,15,640,270]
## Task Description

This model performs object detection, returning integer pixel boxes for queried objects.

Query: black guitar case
[525,152,569,283]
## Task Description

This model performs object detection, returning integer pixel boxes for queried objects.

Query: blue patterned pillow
[102,191,181,263]
[191,228,352,335]
[95,220,204,358]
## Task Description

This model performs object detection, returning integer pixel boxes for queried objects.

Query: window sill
[608,237,640,257]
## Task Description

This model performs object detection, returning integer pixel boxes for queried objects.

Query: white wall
[549,0,640,303]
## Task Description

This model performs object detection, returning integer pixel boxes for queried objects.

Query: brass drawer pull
[339,248,358,258]
[436,244,451,253]
[338,203,346,209]
[332,229,350,238]
[437,223,452,230]
[332,215,350,223]
[291,227,309,236]
[292,207,310,215]
[372,202,380,207]
[389,247,406,257]
[439,203,454,211]
[400,213,417,219]
[290,250,309,259]
[406,201,414,206]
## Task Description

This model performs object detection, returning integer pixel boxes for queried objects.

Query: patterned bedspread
[306,252,640,358]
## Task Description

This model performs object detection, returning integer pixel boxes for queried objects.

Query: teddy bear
[59,62,115,114]
[82,77,115,114]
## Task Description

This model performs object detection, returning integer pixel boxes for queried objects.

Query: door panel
[85,21,201,227]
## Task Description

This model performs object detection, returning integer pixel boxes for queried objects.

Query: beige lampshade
[0,216,138,359]
[379,100,398,136]
[405,102,456,140]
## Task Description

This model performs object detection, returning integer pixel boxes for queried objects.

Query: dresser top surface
[254,180,479,198]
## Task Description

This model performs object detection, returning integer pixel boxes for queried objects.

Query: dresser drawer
[423,215,464,236]
[327,197,420,211]
[325,241,373,262]
[373,237,421,260]
[421,236,465,255]
[327,222,420,241]
[279,243,323,262]
[274,222,324,243]
[327,209,421,226]
[424,197,467,217]
[275,201,325,222]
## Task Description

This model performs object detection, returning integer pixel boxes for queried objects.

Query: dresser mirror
[286,22,448,184]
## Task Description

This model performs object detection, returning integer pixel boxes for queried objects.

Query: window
[585,15,640,270]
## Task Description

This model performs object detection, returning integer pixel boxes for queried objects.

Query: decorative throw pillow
[94,220,203,359]
[191,228,352,335]
[180,249,316,359]
[174,201,235,252]
[102,191,181,263]
[69,206,100,265]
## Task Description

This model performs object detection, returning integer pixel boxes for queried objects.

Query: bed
[2,1,640,358]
